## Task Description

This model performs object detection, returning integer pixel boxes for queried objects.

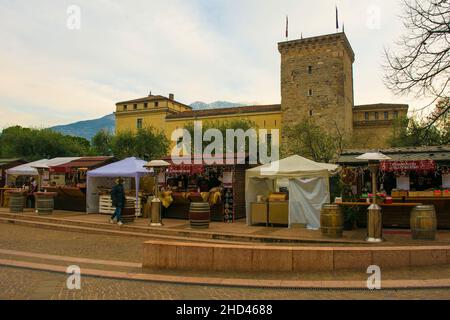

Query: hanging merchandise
[223,187,234,223]
[396,175,410,191]
[222,171,233,187]
[443,174,450,188]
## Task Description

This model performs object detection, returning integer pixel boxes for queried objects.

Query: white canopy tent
[30,157,82,170]
[86,157,152,214]
[5,158,81,185]
[245,155,339,229]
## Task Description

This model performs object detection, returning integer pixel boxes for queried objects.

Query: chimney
[148,91,152,97]
[169,93,174,100]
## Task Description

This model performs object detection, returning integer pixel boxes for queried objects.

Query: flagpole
[285,15,288,40]
[335,6,339,33]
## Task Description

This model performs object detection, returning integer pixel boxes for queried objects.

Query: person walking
[110,177,126,226]
[28,177,38,208]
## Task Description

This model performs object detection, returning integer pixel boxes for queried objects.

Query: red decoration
[380,160,436,173]
[168,164,204,175]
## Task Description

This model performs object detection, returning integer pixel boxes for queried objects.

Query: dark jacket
[111,184,126,208]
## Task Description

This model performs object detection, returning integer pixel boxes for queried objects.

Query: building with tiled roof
[115,32,409,149]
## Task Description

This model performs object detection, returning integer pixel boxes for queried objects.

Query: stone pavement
[1,266,449,300]
[1,223,450,283]
[2,208,450,246]
[0,223,449,299]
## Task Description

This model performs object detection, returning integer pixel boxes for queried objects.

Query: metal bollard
[366,203,383,242]
[150,197,163,226]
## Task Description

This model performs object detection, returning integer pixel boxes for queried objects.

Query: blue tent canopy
[86,157,152,214]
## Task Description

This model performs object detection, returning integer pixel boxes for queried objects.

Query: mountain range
[50,101,245,140]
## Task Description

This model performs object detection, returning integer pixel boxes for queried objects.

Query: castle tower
[278,33,355,148]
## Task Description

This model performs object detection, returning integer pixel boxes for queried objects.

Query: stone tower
[278,32,355,147]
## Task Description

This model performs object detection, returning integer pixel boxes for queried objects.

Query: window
[263,120,266,127]
[266,134,272,145]
[155,101,159,107]
[123,105,128,111]
[309,110,313,117]
[133,104,137,110]
[374,112,379,120]
[177,136,183,145]
[308,66,313,74]
[364,112,369,121]
[137,118,143,129]
[275,120,277,126]
[384,111,389,120]
[394,111,399,119]
[144,103,148,108]
[308,89,313,96]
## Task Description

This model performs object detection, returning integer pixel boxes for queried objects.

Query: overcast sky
[0,0,433,128]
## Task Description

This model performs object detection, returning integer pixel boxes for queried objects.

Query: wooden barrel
[35,194,55,215]
[189,202,210,229]
[410,205,436,240]
[121,207,136,224]
[8,192,25,213]
[320,204,343,238]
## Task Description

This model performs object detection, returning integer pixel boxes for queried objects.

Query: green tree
[110,130,136,160]
[389,115,448,147]
[283,119,343,163]
[0,126,91,161]
[91,129,113,155]
[110,127,169,160]
[134,127,169,160]
[182,119,258,154]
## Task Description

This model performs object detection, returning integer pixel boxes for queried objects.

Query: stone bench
[142,240,450,272]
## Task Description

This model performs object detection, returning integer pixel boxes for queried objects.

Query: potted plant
[342,205,360,230]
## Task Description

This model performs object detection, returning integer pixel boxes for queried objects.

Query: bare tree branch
[384,0,450,128]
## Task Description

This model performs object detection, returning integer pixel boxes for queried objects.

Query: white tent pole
[135,175,140,216]
[86,174,90,214]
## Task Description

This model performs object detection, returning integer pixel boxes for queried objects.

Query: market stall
[0,158,27,207]
[44,156,116,212]
[245,155,339,229]
[30,157,82,190]
[337,147,450,229]
[5,159,49,185]
[86,157,152,216]
[4,158,57,209]
[160,154,251,222]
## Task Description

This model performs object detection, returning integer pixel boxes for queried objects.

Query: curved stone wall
[142,240,450,272]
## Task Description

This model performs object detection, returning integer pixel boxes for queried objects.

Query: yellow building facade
[115,33,408,150]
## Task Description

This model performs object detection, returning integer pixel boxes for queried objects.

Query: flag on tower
[286,15,289,39]
[335,6,339,31]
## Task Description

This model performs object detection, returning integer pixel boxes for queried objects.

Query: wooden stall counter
[268,201,289,226]
[43,186,86,212]
[392,197,450,229]
[338,202,423,229]
[250,202,268,226]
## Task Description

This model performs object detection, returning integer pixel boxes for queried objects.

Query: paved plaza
[0,223,449,300]
[1,266,449,300]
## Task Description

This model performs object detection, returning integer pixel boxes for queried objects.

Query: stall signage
[380,160,436,172]
[168,164,204,174]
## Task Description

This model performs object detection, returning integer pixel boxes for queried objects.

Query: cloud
[0,0,437,128]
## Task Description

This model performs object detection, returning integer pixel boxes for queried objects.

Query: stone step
[1,257,449,289]
[0,212,369,245]
[0,216,248,245]
[0,248,143,274]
